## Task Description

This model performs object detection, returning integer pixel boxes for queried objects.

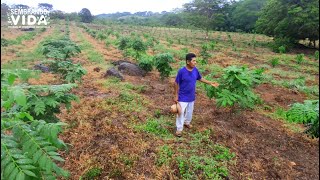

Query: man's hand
[174,95,178,103]
[200,78,219,88]
[210,82,219,87]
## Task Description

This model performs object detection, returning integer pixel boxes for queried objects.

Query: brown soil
[1,27,25,39]
[255,83,306,109]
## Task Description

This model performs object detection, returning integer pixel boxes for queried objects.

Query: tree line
[96,0,319,49]
[1,0,319,49]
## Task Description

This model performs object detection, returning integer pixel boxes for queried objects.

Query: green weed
[80,167,102,180]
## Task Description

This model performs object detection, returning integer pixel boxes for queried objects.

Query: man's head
[186,53,197,68]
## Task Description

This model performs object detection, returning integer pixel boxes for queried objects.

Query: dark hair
[186,53,196,63]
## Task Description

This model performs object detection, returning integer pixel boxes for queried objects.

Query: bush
[205,66,262,109]
[81,167,102,180]
[200,43,211,63]
[270,37,294,53]
[286,100,319,137]
[96,32,107,40]
[117,36,131,50]
[48,60,87,83]
[138,55,153,73]
[41,38,81,60]
[314,50,319,60]
[296,54,305,64]
[269,57,280,67]
[1,38,10,47]
[130,37,147,60]
[154,53,174,79]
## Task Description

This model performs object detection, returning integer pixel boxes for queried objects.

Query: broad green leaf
[8,74,17,85]
[16,159,33,165]
[45,160,53,172]
[50,126,59,139]
[4,162,15,177]
[47,151,60,156]
[19,165,37,170]
[43,146,57,152]
[7,167,19,180]
[1,156,11,168]
[12,88,26,107]
[4,140,19,148]
[24,113,34,121]
[16,171,25,180]
[51,156,65,162]
[11,154,26,159]
[34,101,46,116]
[32,150,42,163]
[39,155,47,168]
[22,170,37,177]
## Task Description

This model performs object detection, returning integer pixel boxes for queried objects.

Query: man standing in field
[174,53,219,137]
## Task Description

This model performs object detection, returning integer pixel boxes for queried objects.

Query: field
[1,20,319,179]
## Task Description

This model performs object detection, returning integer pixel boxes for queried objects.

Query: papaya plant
[41,38,81,60]
[200,43,211,65]
[1,69,76,179]
[205,66,262,109]
[138,55,154,73]
[130,37,147,60]
[153,53,174,80]
[286,100,319,137]
[40,36,87,83]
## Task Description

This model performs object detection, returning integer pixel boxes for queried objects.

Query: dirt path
[59,23,319,180]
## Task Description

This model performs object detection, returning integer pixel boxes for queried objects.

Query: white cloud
[3,0,191,15]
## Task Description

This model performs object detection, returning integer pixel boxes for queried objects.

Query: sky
[3,0,192,15]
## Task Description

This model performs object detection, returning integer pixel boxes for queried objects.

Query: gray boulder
[111,60,132,66]
[118,62,146,76]
[104,67,124,80]
[34,64,50,73]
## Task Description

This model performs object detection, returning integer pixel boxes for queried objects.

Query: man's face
[187,58,197,68]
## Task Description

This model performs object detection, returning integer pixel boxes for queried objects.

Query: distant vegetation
[2,0,318,51]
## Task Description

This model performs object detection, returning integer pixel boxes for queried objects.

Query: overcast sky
[3,0,192,15]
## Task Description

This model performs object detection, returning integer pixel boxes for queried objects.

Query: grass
[134,117,174,139]
[76,28,104,63]
[175,129,235,179]
[101,78,150,115]
[80,167,102,180]
[2,26,63,69]
[156,145,173,166]
[119,154,138,168]
[271,78,319,97]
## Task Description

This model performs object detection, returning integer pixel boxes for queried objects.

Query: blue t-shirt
[175,67,202,102]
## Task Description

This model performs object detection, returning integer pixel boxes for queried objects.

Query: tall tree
[232,0,267,32]
[79,8,93,23]
[38,3,53,11]
[51,10,65,19]
[1,3,9,19]
[256,0,319,47]
[161,13,184,27]
[13,4,29,9]
[183,0,227,38]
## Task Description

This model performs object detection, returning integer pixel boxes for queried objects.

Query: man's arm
[199,78,219,87]
[174,82,179,103]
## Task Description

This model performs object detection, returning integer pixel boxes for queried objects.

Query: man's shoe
[175,130,182,137]
[184,124,192,129]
